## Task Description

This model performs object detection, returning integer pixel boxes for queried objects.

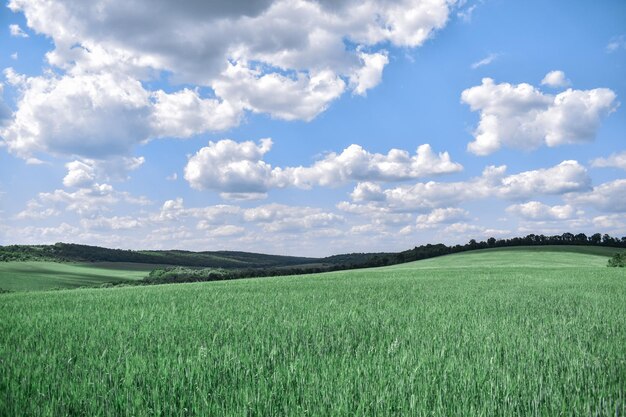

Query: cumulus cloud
[1,69,244,159]
[184,138,462,198]
[506,201,575,221]
[2,71,152,158]
[567,179,626,213]
[213,64,346,121]
[2,0,456,160]
[461,77,617,155]
[184,138,282,199]
[9,24,28,38]
[80,216,144,231]
[243,204,344,233]
[150,88,242,137]
[415,207,469,229]
[350,51,389,96]
[591,151,626,170]
[592,214,626,229]
[346,160,591,211]
[442,222,510,237]
[19,183,150,217]
[63,157,145,188]
[63,160,96,188]
[541,70,570,88]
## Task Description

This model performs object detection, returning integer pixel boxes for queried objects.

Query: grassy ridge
[388,245,621,270]
[0,261,151,292]
[1,249,625,416]
[3,245,620,292]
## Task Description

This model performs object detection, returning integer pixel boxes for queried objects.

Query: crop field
[0,261,152,292]
[1,248,625,416]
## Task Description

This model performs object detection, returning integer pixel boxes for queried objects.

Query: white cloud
[350,182,386,202]
[471,53,498,69]
[22,183,150,216]
[15,200,60,220]
[591,151,626,170]
[461,77,617,155]
[443,222,510,237]
[63,160,96,188]
[197,224,246,238]
[567,179,626,213]
[150,88,242,137]
[3,0,456,161]
[506,201,575,221]
[9,24,28,38]
[592,214,626,229]
[243,203,344,233]
[288,143,463,187]
[497,160,590,199]
[184,138,282,199]
[347,160,591,210]
[185,139,462,198]
[540,70,570,88]
[80,216,144,231]
[415,207,469,229]
[212,64,346,121]
[2,71,152,158]
[606,35,626,53]
[63,157,145,188]
[11,52,18,60]
[457,4,477,22]
[350,51,389,96]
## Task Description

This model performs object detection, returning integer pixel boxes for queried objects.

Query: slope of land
[0,261,152,292]
[386,245,621,270]
[1,244,622,292]
[0,243,319,268]
[1,247,624,416]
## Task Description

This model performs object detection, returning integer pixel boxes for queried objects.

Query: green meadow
[1,247,625,416]
[0,261,151,292]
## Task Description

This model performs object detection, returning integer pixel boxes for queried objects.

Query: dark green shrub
[608,252,626,267]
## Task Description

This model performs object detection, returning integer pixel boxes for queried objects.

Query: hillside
[1,243,623,292]
[385,245,622,270]
[0,243,320,268]
[2,247,624,416]
[0,262,152,292]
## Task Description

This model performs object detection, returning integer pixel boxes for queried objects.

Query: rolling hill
[1,246,624,416]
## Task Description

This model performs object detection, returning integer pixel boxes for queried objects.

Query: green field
[0,261,152,292]
[1,248,625,416]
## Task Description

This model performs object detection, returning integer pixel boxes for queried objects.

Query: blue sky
[0,0,625,256]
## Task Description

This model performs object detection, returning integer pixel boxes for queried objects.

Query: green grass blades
[0,261,151,292]
[1,250,625,416]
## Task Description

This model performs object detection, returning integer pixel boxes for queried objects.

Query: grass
[0,261,151,292]
[388,245,622,270]
[1,248,625,416]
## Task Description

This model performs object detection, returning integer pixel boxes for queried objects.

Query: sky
[0,0,625,256]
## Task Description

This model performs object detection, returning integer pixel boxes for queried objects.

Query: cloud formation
[591,151,626,170]
[540,70,570,88]
[9,24,28,38]
[2,0,456,160]
[462,76,617,155]
[346,160,591,210]
[506,201,575,221]
[184,138,463,199]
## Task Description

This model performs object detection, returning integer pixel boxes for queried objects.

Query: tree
[608,252,626,267]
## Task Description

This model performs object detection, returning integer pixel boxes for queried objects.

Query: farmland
[0,261,152,292]
[1,247,625,416]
